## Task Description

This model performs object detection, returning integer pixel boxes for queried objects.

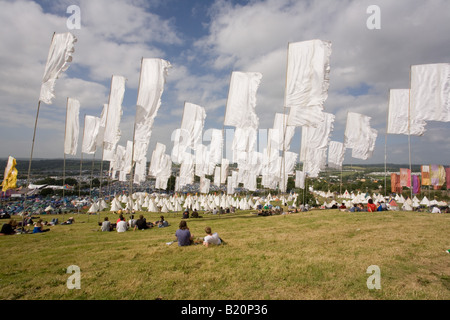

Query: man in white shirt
[116,217,128,232]
[203,226,222,247]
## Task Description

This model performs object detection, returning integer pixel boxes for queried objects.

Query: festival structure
[9,31,448,214]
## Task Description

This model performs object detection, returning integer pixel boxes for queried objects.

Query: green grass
[0,209,449,300]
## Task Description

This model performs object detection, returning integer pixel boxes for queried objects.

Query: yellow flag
[2,156,18,192]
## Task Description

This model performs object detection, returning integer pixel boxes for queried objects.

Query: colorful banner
[421,165,430,186]
[391,173,402,194]
[446,167,450,189]
[412,175,421,194]
[399,168,411,187]
[430,164,439,186]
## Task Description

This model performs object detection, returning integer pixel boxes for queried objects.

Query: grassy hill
[1,208,449,300]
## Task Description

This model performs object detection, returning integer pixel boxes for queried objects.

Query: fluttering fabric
[39,32,77,104]
[328,141,345,170]
[387,89,426,135]
[133,157,147,184]
[148,143,166,178]
[64,98,80,156]
[178,153,195,188]
[103,75,126,160]
[220,158,229,184]
[430,164,440,186]
[412,175,421,194]
[1,156,18,192]
[133,58,171,163]
[96,104,108,149]
[155,154,172,190]
[224,71,262,129]
[81,116,100,154]
[295,170,305,189]
[200,177,210,194]
[300,112,334,162]
[279,151,298,192]
[399,168,411,187]
[391,173,402,194]
[180,102,206,151]
[299,112,334,178]
[232,127,257,163]
[421,165,430,186]
[286,39,331,127]
[208,129,223,168]
[267,113,295,151]
[410,63,450,123]
[446,167,450,189]
[344,112,378,160]
[195,144,209,177]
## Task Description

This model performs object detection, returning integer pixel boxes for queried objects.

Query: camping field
[0,209,449,300]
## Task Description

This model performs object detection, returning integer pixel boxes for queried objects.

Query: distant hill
[0,158,425,179]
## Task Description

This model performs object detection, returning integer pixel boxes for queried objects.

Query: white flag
[286,39,331,127]
[148,143,166,177]
[103,75,126,153]
[134,58,171,162]
[82,116,100,154]
[295,170,305,189]
[224,71,262,129]
[181,102,206,150]
[344,112,378,160]
[39,32,77,104]
[64,98,80,155]
[208,129,223,166]
[387,89,426,135]
[268,113,295,151]
[300,112,335,162]
[328,141,345,170]
[410,63,450,123]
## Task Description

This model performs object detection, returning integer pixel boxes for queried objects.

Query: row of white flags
[387,63,450,136]
[38,32,448,193]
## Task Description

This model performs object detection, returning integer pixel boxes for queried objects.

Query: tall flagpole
[27,32,56,190]
[281,42,290,197]
[79,114,87,199]
[221,72,233,196]
[63,98,69,200]
[408,66,413,200]
[100,76,114,200]
[27,101,41,189]
[384,90,390,197]
[175,101,187,200]
[129,58,143,197]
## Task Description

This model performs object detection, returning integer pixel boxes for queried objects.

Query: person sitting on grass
[134,215,152,231]
[154,215,169,228]
[33,219,50,233]
[182,209,189,219]
[128,215,137,229]
[101,217,111,232]
[367,199,377,212]
[0,219,18,235]
[203,226,222,247]
[175,220,194,246]
[191,209,199,218]
[116,216,128,232]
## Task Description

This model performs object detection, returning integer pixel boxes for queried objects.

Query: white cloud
[0,0,449,164]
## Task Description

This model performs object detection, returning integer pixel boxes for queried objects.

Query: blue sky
[0,0,449,166]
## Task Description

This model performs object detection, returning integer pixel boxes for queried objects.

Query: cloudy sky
[0,0,449,166]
